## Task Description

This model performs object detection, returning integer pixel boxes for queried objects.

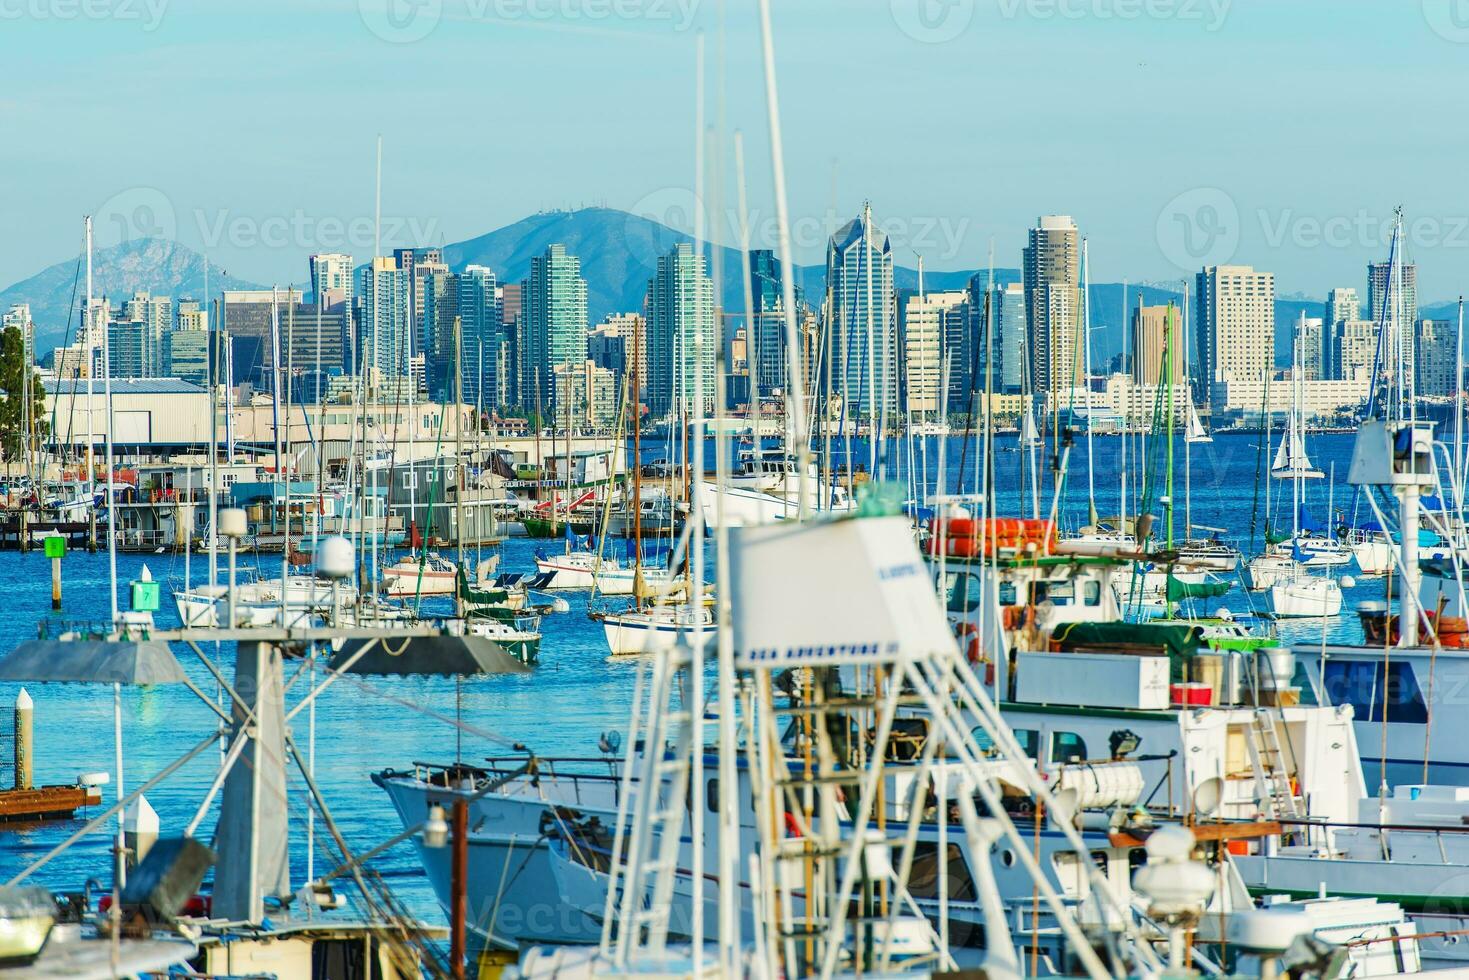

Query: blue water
[0,430,1392,923]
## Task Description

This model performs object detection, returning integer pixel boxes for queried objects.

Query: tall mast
[370,134,382,600]
[757,0,810,516]
[209,299,219,587]
[85,216,94,502]
[454,317,465,582]
[1081,238,1096,526]
[1183,278,1191,542]
[631,324,642,606]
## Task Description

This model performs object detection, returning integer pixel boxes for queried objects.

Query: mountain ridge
[0,207,1379,370]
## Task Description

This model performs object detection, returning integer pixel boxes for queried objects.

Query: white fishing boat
[1268,571,1343,618]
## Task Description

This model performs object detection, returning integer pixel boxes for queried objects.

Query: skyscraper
[902,290,969,415]
[825,205,897,418]
[1416,318,1456,397]
[1324,287,1359,332]
[1368,260,1417,398]
[1194,264,1275,410]
[995,282,1026,394]
[1330,319,1377,382]
[1131,304,1187,387]
[309,253,354,309]
[592,313,647,389]
[747,249,806,401]
[646,242,715,417]
[455,266,502,409]
[165,299,210,385]
[1021,215,1082,394]
[521,244,588,410]
[358,257,410,381]
[1297,316,1325,380]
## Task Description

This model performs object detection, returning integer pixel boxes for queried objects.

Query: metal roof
[43,377,208,395]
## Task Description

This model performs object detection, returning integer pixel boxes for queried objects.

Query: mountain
[0,239,263,351]
[444,206,1018,329]
[0,207,1394,373]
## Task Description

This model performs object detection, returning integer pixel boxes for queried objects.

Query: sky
[1,0,1467,301]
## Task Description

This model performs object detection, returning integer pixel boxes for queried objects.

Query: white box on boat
[1014,651,1169,711]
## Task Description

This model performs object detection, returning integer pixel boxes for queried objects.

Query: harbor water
[0,430,1403,924]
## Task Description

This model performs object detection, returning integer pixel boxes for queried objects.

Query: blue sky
[2,0,1466,301]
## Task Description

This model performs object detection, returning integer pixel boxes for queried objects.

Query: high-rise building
[164,298,209,384]
[902,290,969,415]
[1324,287,1359,332]
[646,242,716,417]
[1297,316,1325,380]
[1368,260,1417,397]
[221,288,317,387]
[994,282,1026,394]
[592,313,647,387]
[1416,318,1457,397]
[1329,319,1377,383]
[521,244,588,409]
[358,257,410,382]
[175,298,207,333]
[825,205,897,418]
[1131,304,1187,387]
[1021,215,1082,394]
[454,266,502,409]
[2,305,32,365]
[1194,264,1275,411]
[115,291,171,376]
[309,253,354,310]
[499,283,523,407]
[552,360,620,427]
[747,249,805,400]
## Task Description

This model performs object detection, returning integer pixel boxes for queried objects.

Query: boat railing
[408,756,625,807]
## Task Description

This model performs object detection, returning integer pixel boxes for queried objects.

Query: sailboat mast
[454,316,465,578]
[1081,238,1095,523]
[1183,280,1191,542]
[85,216,94,503]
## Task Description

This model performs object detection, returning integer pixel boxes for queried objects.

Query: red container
[1171,681,1213,706]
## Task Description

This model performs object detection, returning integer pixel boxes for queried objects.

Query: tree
[0,326,46,462]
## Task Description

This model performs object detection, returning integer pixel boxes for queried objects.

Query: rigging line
[332,671,526,750]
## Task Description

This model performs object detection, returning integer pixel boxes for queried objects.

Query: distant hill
[444,206,1017,326]
[0,239,263,351]
[0,207,1403,373]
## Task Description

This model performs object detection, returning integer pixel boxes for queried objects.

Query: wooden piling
[14,689,32,791]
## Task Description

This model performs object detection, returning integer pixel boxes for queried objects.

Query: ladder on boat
[1245,708,1301,822]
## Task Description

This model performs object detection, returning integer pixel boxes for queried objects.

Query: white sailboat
[1184,401,1212,443]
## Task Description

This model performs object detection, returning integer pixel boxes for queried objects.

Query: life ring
[955,622,982,663]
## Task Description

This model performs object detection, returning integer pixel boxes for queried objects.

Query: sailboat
[1184,401,1212,443]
